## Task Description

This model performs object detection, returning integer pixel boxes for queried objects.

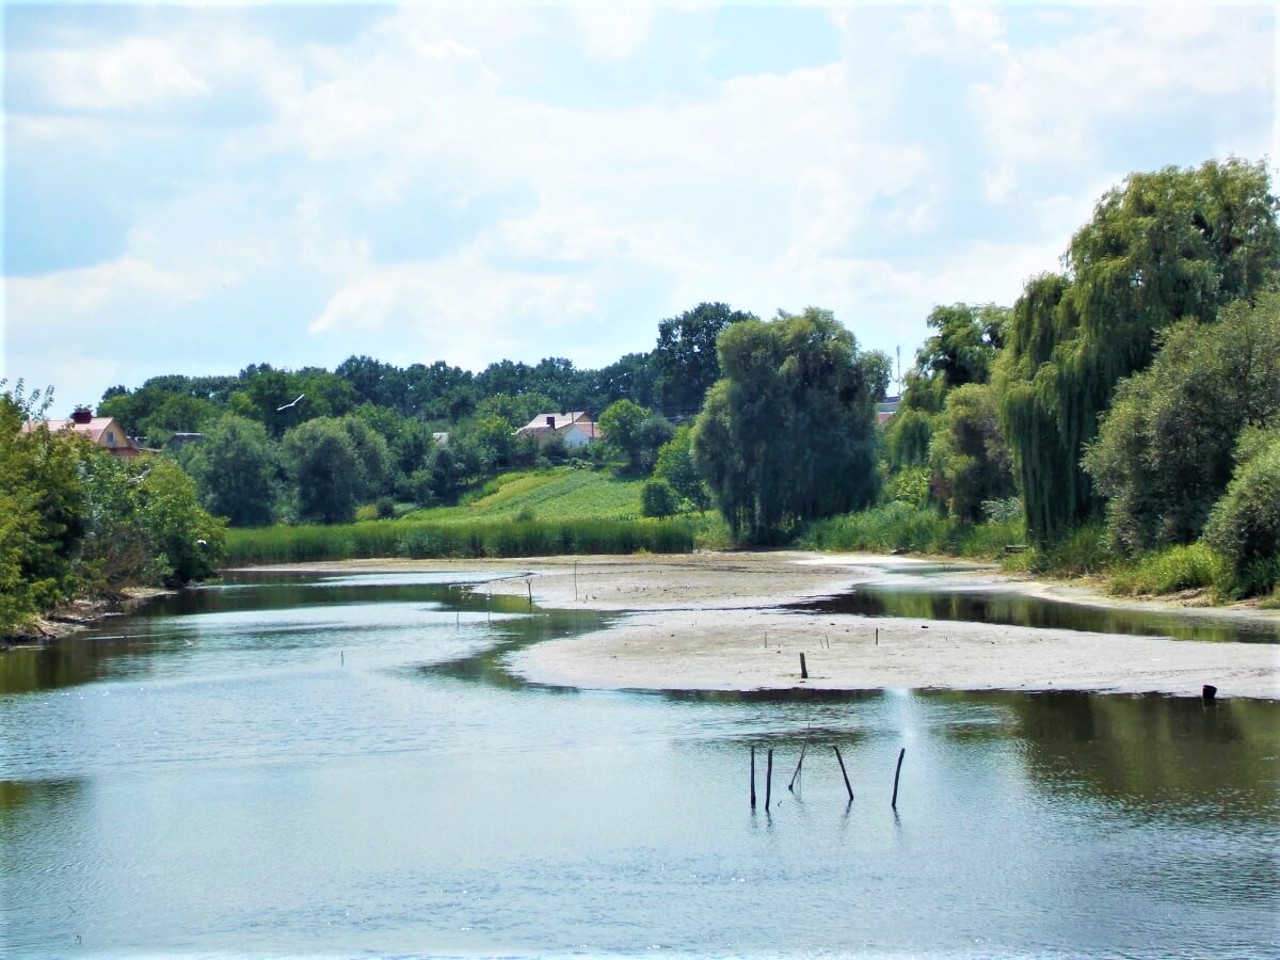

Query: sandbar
[239,552,1280,699]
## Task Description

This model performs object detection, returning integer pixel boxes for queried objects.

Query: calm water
[2,571,1277,959]
[789,566,1280,644]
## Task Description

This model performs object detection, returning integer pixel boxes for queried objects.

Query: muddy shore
[240,552,1280,700]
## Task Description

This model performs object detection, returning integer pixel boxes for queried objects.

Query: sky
[3,2,1276,410]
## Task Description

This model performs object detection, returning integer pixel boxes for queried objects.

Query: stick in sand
[800,652,808,679]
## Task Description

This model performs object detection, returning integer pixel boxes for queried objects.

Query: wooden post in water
[875,627,879,646]
[891,747,906,810]
[788,742,807,792]
[765,749,774,811]
[574,561,579,602]
[833,745,853,802]
[1202,684,1218,703]
[750,746,757,809]
[800,653,808,679]
[527,579,533,610]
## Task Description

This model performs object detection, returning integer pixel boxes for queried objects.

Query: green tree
[284,418,363,524]
[654,302,756,415]
[641,478,679,518]
[653,424,710,511]
[131,459,226,585]
[1204,426,1280,596]
[692,307,889,542]
[599,399,650,472]
[928,383,1015,522]
[997,158,1280,544]
[1084,294,1280,553]
[184,414,281,527]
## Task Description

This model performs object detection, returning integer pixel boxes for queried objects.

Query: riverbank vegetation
[6,157,1278,635]
[0,383,226,639]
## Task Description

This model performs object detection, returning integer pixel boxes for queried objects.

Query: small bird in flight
[277,394,305,412]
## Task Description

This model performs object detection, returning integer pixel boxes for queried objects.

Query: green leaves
[692,307,884,543]
[999,158,1279,544]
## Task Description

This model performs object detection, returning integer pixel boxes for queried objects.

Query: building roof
[516,411,592,434]
[20,416,140,455]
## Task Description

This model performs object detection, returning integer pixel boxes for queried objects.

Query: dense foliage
[1083,294,1280,554]
[996,159,1279,545]
[0,383,226,637]
[692,308,889,542]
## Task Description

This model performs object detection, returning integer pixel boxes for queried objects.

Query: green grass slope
[413,467,645,523]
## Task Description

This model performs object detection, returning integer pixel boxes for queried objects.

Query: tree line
[4,155,1277,638]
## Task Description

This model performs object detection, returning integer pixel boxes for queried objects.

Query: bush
[641,479,679,518]
[1204,428,1280,597]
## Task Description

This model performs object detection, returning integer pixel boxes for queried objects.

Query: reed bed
[225,517,696,564]
[799,503,1024,558]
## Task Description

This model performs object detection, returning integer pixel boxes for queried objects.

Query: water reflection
[790,582,1280,643]
[1,571,1277,957]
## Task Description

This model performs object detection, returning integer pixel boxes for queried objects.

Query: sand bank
[239,552,1280,699]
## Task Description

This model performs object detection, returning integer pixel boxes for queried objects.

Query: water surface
[2,572,1276,959]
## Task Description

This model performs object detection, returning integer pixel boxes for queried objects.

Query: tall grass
[798,502,1025,558]
[1108,543,1224,596]
[226,516,696,565]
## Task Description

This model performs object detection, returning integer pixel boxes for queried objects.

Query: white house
[515,411,603,450]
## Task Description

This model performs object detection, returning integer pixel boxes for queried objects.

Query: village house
[514,411,603,450]
[21,406,142,458]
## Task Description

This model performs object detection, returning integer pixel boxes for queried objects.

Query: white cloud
[5,3,1275,405]
[971,7,1271,171]
[572,5,654,62]
[8,257,196,332]
[34,37,211,110]
[308,248,602,370]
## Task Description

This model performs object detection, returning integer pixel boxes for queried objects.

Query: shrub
[641,479,679,519]
[1204,428,1280,597]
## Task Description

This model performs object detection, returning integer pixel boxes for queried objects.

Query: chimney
[546,416,556,429]
[71,406,93,425]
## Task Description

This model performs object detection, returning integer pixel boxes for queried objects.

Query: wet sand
[241,552,1280,699]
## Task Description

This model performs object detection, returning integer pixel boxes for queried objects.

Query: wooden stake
[799,652,808,679]
[527,579,533,610]
[765,749,774,811]
[891,747,906,809]
[833,745,853,802]
[574,561,579,602]
[875,627,879,645]
[750,746,757,809]
[788,742,807,792]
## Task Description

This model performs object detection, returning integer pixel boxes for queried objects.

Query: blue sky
[4,2,1275,409]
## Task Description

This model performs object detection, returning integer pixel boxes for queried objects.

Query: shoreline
[1,586,175,648]
[233,552,1280,700]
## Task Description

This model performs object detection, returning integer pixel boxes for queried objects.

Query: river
[2,570,1276,958]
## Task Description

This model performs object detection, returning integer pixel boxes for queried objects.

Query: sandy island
[242,552,1280,700]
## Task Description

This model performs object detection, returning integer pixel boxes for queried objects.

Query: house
[515,411,603,450]
[875,396,901,426]
[21,407,142,458]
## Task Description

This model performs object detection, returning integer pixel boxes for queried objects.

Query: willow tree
[1083,294,1280,553]
[692,308,889,543]
[995,158,1279,544]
